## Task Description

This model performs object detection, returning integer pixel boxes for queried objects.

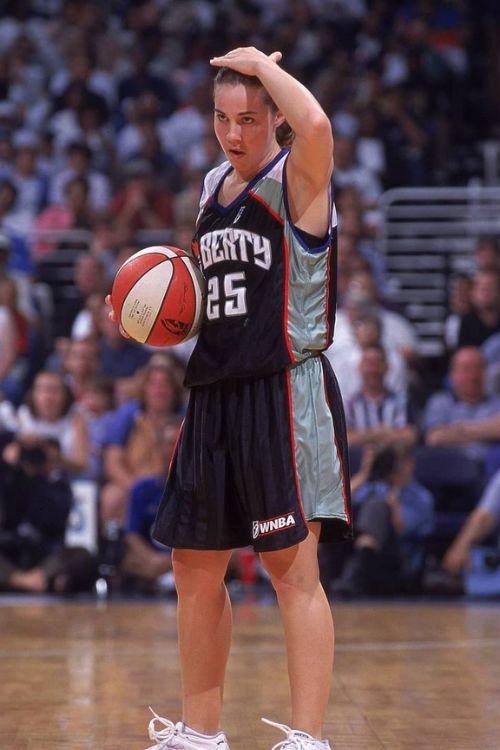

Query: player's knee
[264,565,319,597]
[172,553,227,596]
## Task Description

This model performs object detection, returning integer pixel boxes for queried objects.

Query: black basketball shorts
[152,354,352,553]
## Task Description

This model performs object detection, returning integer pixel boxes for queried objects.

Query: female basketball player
[141,47,352,750]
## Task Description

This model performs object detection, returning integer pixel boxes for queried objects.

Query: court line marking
[2,638,500,659]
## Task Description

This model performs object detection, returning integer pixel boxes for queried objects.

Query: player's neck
[231,145,282,185]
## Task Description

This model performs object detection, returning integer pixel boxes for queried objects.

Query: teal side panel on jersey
[289,356,348,522]
[286,226,331,358]
[252,168,333,361]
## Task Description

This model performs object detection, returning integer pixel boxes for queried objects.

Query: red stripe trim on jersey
[248,190,285,225]
[321,362,351,525]
[282,236,296,363]
[285,370,307,527]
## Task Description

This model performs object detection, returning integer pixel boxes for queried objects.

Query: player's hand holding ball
[109,245,206,347]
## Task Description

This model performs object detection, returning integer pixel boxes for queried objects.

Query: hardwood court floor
[0,596,500,750]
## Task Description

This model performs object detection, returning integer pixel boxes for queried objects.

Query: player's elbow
[308,111,333,144]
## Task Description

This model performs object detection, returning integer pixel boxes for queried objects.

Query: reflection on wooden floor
[1,596,500,749]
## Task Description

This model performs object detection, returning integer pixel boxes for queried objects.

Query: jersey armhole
[282,153,335,255]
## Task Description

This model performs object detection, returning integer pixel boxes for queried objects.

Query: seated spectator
[120,416,182,589]
[117,47,178,120]
[9,131,49,221]
[333,445,434,597]
[345,345,418,450]
[423,347,500,469]
[0,276,31,404]
[473,235,500,275]
[441,468,500,576]
[326,312,407,403]
[16,370,89,476]
[49,140,110,213]
[0,180,32,273]
[332,134,382,208]
[33,175,95,261]
[0,398,16,434]
[0,443,96,594]
[0,282,19,404]
[0,233,37,321]
[96,300,151,380]
[110,159,173,235]
[457,269,500,349]
[100,356,184,524]
[377,85,429,188]
[71,291,105,341]
[56,253,110,338]
[333,268,419,365]
[61,336,100,403]
[77,374,116,483]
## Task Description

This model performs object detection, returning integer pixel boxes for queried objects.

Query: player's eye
[216,113,227,121]
[241,117,254,124]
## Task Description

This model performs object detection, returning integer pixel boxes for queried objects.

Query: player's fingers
[105,294,119,322]
[269,51,282,63]
[118,324,131,339]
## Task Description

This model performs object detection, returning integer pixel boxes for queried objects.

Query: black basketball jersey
[185,148,338,387]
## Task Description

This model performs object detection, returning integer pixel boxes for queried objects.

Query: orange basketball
[111,245,206,347]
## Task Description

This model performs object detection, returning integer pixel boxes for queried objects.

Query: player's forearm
[454,508,497,549]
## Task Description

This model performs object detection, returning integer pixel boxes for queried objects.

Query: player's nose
[226,121,242,142]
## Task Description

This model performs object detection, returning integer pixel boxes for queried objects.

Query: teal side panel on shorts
[289,356,348,522]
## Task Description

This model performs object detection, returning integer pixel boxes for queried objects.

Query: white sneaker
[262,718,332,750]
[145,708,230,750]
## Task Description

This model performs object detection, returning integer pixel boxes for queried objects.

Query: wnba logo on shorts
[252,513,296,539]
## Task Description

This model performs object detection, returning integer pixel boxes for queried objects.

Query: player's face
[213,83,281,179]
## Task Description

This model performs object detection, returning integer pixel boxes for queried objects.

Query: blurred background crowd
[1,0,500,599]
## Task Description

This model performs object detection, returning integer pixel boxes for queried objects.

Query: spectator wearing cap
[49,141,110,213]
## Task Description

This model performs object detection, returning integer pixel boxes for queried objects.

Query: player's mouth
[228,147,245,158]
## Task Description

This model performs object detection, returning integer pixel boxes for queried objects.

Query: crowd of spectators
[1,0,500,598]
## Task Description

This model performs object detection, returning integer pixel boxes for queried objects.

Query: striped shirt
[345,389,410,430]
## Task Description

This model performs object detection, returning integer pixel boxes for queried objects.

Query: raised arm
[210,47,333,236]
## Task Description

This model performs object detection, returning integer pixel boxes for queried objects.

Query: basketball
[111,245,206,347]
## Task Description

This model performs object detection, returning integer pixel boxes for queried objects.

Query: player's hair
[213,67,295,148]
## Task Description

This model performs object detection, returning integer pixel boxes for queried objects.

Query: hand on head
[210,47,282,76]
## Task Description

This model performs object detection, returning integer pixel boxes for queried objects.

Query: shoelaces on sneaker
[262,718,323,750]
[147,708,183,748]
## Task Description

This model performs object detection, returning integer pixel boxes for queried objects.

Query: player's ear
[274,111,286,129]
